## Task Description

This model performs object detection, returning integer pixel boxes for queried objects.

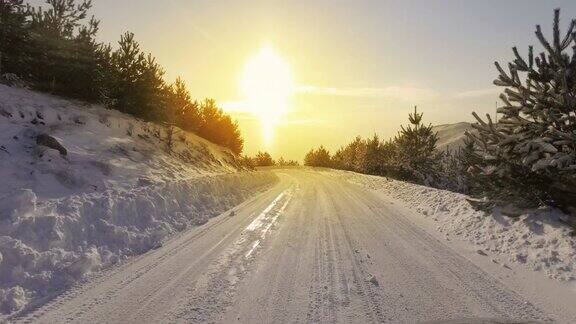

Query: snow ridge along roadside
[0,84,278,314]
[332,170,576,283]
[0,172,277,314]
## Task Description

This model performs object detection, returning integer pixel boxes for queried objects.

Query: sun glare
[240,45,294,145]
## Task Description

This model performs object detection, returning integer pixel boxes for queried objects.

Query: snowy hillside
[0,85,246,199]
[432,122,473,152]
[0,85,277,314]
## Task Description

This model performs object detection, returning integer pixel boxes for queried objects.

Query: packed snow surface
[14,169,573,323]
[333,170,576,282]
[0,84,277,313]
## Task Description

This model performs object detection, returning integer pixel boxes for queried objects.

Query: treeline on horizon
[306,9,576,219]
[240,151,299,168]
[304,107,466,191]
[0,0,243,154]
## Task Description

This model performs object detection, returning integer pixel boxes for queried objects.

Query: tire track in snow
[305,187,340,323]
[14,183,289,324]
[336,180,548,322]
[167,186,295,323]
[325,185,388,323]
[14,205,243,323]
[221,180,315,323]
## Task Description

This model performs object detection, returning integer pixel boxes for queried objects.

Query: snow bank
[0,172,275,313]
[0,172,274,312]
[331,170,576,282]
[0,84,277,313]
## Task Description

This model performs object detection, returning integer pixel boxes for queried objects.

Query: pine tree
[239,155,256,170]
[304,149,315,166]
[195,98,243,154]
[138,53,168,121]
[363,134,382,175]
[254,151,275,166]
[379,139,398,177]
[315,146,332,167]
[27,0,94,37]
[224,118,243,154]
[468,9,576,214]
[276,158,299,166]
[333,136,364,171]
[197,99,225,143]
[277,157,286,166]
[304,146,331,167]
[168,77,200,130]
[25,0,102,99]
[394,106,441,184]
[109,32,167,120]
[0,0,28,75]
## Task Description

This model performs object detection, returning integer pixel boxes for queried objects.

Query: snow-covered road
[13,169,575,323]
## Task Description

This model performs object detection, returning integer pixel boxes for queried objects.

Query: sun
[240,45,294,145]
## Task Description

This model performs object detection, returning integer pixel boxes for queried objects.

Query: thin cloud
[224,86,502,112]
[453,88,500,99]
[280,118,323,125]
[296,84,440,102]
[167,0,216,45]
[220,101,246,112]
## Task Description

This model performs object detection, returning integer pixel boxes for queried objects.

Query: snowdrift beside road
[332,170,576,282]
[0,172,275,314]
[0,84,277,314]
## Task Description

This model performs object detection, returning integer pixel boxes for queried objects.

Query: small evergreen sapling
[394,106,441,185]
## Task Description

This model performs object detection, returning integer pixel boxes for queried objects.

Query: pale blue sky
[29,0,576,158]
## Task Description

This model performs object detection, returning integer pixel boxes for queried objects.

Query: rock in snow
[36,133,67,156]
[368,275,379,286]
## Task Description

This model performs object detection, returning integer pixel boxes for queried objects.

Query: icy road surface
[15,169,572,323]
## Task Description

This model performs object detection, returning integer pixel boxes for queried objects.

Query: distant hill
[432,122,474,152]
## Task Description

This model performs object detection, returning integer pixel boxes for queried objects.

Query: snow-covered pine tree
[467,9,576,215]
[435,146,469,193]
[394,106,441,185]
